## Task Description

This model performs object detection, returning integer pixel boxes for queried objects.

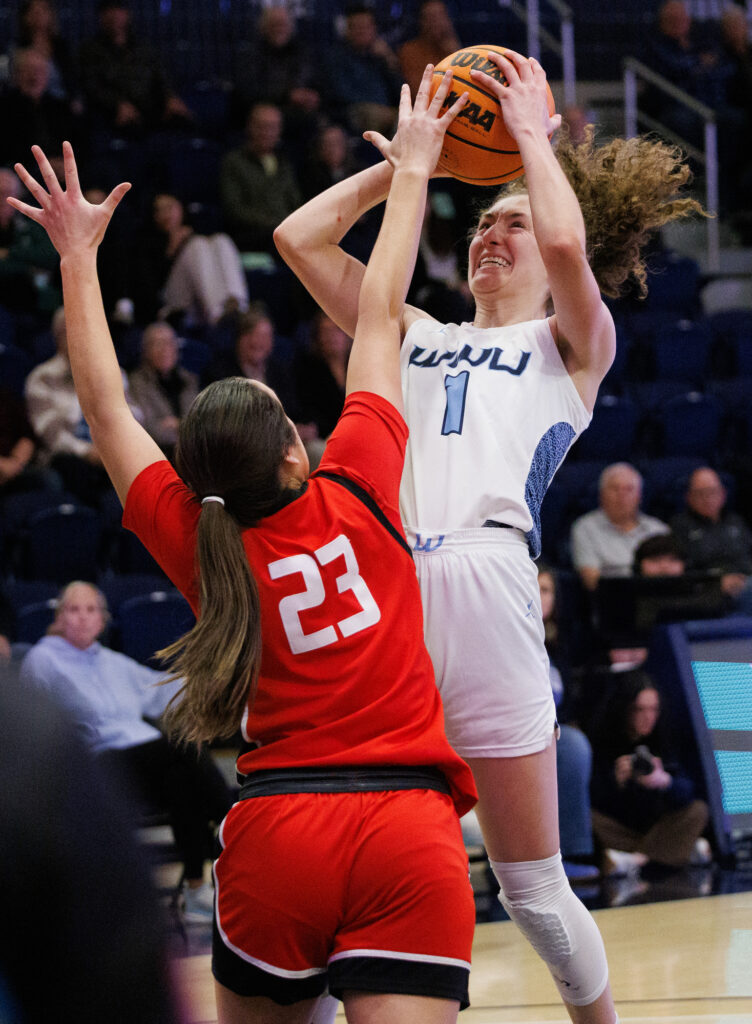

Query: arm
[569,515,601,591]
[9,143,164,506]
[472,51,615,410]
[344,68,467,410]
[0,436,34,483]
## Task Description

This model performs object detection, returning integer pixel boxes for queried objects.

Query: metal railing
[623,56,720,273]
[502,0,577,108]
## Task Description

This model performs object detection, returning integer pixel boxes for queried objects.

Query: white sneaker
[689,837,712,865]
[182,882,214,925]
[602,849,648,877]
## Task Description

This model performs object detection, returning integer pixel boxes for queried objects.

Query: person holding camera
[588,672,711,874]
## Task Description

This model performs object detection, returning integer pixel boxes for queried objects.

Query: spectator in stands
[0,48,83,178]
[408,191,473,323]
[671,466,752,597]
[292,309,350,441]
[219,102,302,255]
[644,0,745,214]
[78,0,192,136]
[201,304,293,408]
[398,0,461,99]
[633,532,687,577]
[20,580,234,923]
[232,5,322,160]
[643,0,725,141]
[570,463,670,591]
[24,307,141,505]
[301,122,361,201]
[538,563,601,884]
[589,671,711,872]
[14,0,79,105]
[719,5,752,120]
[82,184,134,324]
[323,3,402,135]
[0,166,60,312]
[0,386,59,503]
[134,192,248,327]
[291,309,350,469]
[127,322,199,461]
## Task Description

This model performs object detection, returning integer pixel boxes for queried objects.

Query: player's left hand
[7,141,131,259]
[470,48,560,143]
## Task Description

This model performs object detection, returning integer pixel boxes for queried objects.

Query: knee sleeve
[490,852,609,1007]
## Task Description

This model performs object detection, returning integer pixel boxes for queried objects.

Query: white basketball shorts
[407,527,556,758]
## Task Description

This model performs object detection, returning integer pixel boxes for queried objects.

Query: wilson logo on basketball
[448,50,507,84]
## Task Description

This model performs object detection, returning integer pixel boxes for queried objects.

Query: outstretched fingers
[102,180,132,217]
[31,144,63,197]
[61,140,82,196]
[427,66,454,115]
[440,86,469,126]
[413,63,434,109]
[12,159,49,209]
[5,194,45,225]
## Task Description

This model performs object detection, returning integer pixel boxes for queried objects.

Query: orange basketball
[429,43,556,186]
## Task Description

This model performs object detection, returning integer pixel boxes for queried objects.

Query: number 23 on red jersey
[268,533,381,655]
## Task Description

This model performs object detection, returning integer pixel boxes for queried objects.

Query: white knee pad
[490,852,609,1007]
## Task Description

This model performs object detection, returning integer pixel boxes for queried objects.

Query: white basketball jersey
[399,317,591,557]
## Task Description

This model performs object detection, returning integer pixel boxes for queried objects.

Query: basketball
[429,44,556,186]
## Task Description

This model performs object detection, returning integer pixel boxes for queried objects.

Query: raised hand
[470,48,560,143]
[7,141,131,259]
[364,64,468,177]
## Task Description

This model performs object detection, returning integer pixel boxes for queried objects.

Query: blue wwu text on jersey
[408,343,531,375]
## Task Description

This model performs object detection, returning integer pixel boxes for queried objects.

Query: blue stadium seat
[706,308,752,377]
[569,394,638,462]
[178,336,212,376]
[15,598,58,644]
[110,526,166,577]
[554,460,610,516]
[24,504,104,583]
[117,590,195,666]
[652,318,712,384]
[627,379,696,413]
[651,392,723,459]
[0,342,33,396]
[181,81,231,137]
[100,573,172,617]
[643,252,702,318]
[166,137,223,205]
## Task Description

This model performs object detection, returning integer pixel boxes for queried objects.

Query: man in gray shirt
[570,462,669,591]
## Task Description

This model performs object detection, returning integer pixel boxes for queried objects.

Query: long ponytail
[160,378,296,745]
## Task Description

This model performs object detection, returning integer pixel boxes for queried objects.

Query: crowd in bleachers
[1,0,752,900]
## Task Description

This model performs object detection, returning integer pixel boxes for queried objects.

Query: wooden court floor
[175,891,752,1023]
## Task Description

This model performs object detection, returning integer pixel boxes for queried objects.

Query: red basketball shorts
[212,787,475,1006]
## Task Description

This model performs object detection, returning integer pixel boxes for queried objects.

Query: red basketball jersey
[123,392,476,815]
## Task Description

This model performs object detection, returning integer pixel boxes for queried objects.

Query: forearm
[359,167,428,325]
[276,160,393,256]
[60,252,129,429]
[516,126,586,257]
[5,436,34,472]
[274,160,395,338]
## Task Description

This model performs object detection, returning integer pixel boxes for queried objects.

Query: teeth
[480,257,510,267]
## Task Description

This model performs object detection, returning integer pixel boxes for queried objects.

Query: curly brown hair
[496,125,707,299]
